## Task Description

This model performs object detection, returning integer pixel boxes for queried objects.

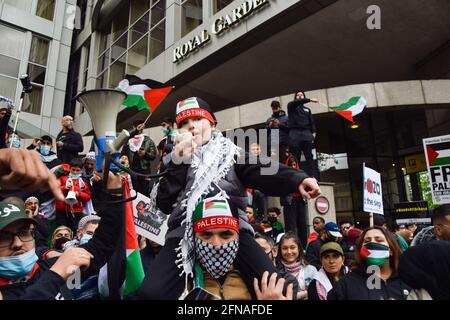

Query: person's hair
[255,233,274,249]
[267,207,281,215]
[313,216,325,224]
[69,158,83,168]
[431,204,450,224]
[161,117,174,126]
[270,100,280,108]
[40,135,53,144]
[373,214,387,227]
[132,119,144,127]
[354,226,402,273]
[338,217,354,227]
[53,226,73,239]
[276,231,307,265]
[83,220,99,231]
[293,91,306,99]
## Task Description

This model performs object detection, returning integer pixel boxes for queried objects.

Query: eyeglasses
[0,229,35,248]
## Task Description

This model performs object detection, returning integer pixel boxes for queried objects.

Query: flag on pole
[98,176,145,299]
[329,96,367,123]
[117,75,174,113]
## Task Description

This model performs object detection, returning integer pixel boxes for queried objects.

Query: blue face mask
[69,173,81,179]
[79,234,93,245]
[162,127,169,136]
[40,145,50,156]
[0,248,38,279]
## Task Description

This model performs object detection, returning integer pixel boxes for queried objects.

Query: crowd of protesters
[0,95,449,301]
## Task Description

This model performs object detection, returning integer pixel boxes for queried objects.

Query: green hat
[320,242,344,257]
[0,202,36,231]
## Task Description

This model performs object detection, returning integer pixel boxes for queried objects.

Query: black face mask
[268,216,278,224]
[273,111,280,117]
[54,237,70,250]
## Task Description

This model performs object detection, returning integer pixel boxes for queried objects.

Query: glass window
[181,0,202,37]
[149,22,165,60]
[27,64,46,85]
[130,12,149,45]
[29,36,50,66]
[130,0,150,25]
[111,32,128,62]
[96,70,108,89]
[0,24,26,59]
[98,49,111,74]
[99,27,112,55]
[0,54,20,78]
[112,2,130,41]
[0,75,17,101]
[127,36,148,75]
[3,0,33,13]
[151,0,166,27]
[213,0,234,14]
[109,59,126,88]
[36,0,55,21]
[22,85,44,115]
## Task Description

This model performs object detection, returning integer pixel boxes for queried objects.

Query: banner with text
[423,134,450,205]
[363,164,384,215]
[132,192,168,245]
[393,201,430,225]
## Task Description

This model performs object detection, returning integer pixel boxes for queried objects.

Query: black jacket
[399,240,450,300]
[305,239,323,270]
[122,134,157,172]
[56,129,84,163]
[265,110,289,145]
[0,194,122,300]
[156,152,309,239]
[287,98,316,133]
[327,267,410,300]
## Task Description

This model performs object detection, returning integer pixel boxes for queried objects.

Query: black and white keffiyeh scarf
[173,130,241,298]
[195,237,239,280]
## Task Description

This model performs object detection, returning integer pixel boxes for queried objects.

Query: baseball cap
[320,242,344,256]
[324,222,343,238]
[0,202,36,231]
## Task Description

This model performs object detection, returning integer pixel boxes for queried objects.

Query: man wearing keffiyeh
[137,97,321,300]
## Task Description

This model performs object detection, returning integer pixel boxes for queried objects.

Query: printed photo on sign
[423,134,450,205]
[132,192,168,245]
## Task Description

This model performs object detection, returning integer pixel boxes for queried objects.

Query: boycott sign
[363,164,384,215]
[132,192,168,245]
[393,201,430,225]
[423,134,450,205]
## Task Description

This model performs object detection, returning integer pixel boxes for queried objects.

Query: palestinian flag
[426,141,450,167]
[360,242,390,265]
[117,75,174,113]
[329,96,367,123]
[98,176,144,299]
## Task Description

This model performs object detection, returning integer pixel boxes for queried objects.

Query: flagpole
[369,212,374,227]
